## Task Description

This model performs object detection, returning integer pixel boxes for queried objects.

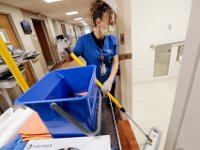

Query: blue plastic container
[15,65,99,138]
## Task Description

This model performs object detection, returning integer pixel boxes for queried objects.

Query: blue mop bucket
[15,65,99,138]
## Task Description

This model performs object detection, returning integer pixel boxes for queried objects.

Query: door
[165,0,200,149]
[22,62,36,87]
[32,19,54,67]
[0,14,20,48]
[61,24,67,37]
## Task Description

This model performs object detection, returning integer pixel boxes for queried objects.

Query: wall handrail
[150,41,185,49]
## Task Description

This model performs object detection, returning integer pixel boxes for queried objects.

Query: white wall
[116,0,133,114]
[52,19,62,36]
[104,0,117,12]
[131,0,192,83]
[47,17,56,40]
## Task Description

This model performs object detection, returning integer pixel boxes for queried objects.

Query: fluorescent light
[44,0,61,3]
[66,11,78,16]
[78,20,87,26]
[74,17,83,21]
[79,20,85,23]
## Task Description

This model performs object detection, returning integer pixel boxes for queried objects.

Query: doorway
[61,23,67,38]
[32,19,55,69]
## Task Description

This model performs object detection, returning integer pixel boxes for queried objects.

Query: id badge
[100,63,107,76]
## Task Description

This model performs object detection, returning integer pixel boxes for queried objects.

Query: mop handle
[66,49,125,112]
[124,113,152,143]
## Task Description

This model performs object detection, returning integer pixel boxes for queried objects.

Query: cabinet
[22,62,36,87]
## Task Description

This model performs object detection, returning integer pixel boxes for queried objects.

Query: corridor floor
[131,77,178,150]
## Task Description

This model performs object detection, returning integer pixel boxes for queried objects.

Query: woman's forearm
[108,55,118,82]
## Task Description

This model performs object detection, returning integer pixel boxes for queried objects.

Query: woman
[67,0,118,96]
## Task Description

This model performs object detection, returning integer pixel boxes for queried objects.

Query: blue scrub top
[73,33,118,84]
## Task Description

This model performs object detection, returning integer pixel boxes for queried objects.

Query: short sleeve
[73,37,84,57]
[114,41,118,56]
[110,35,118,56]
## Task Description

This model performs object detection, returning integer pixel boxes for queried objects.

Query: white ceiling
[0,0,92,26]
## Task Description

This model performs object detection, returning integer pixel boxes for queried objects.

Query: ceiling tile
[0,0,92,25]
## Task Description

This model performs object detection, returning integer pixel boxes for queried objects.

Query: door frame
[31,18,55,69]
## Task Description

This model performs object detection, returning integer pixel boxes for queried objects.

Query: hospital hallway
[1,0,200,150]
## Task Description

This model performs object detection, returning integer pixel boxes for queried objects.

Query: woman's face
[99,12,110,30]
[96,12,115,35]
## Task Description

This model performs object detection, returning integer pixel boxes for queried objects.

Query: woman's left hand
[102,79,113,94]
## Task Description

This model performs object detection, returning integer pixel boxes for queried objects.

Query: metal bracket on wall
[119,53,132,61]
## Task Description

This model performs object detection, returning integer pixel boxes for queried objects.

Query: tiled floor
[51,57,86,71]
[131,77,178,150]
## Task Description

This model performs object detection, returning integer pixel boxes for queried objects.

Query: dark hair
[90,0,114,27]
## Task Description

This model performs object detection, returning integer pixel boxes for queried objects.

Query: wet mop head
[143,128,161,150]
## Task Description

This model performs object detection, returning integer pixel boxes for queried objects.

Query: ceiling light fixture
[43,0,62,3]
[74,17,83,21]
[79,20,85,23]
[66,11,78,16]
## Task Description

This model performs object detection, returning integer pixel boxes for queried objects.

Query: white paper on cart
[24,135,111,150]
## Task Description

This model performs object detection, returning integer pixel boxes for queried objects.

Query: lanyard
[100,49,104,64]
[100,48,106,76]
